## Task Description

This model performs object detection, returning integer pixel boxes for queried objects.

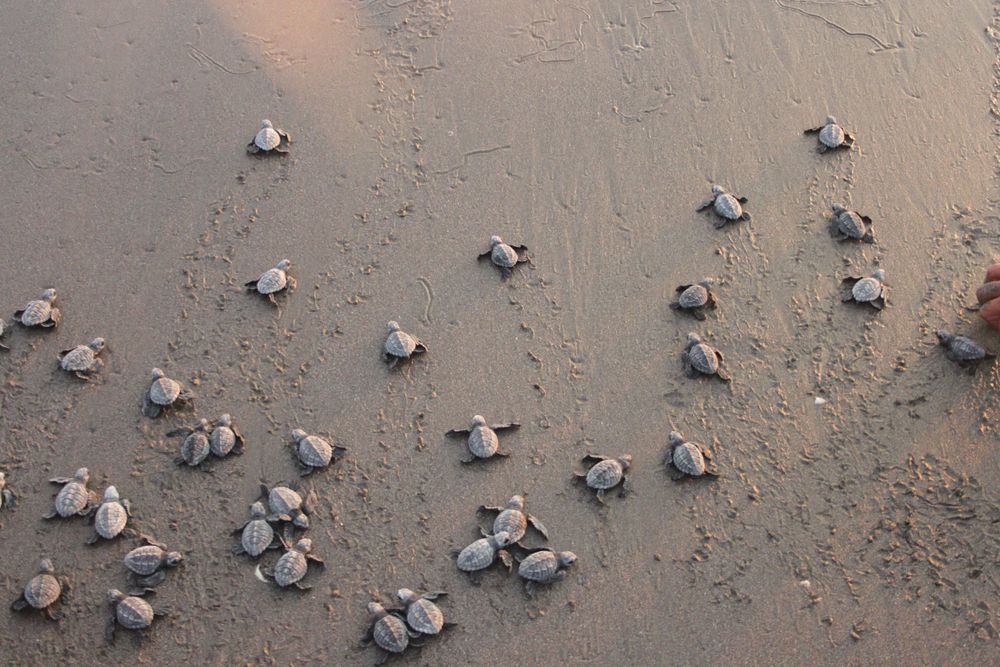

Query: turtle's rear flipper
[842,134,855,147]
[738,196,748,204]
[523,580,537,598]
[595,490,607,505]
[872,298,885,310]
[500,267,512,281]
[42,509,58,520]
[414,343,428,354]
[373,648,389,666]
[862,231,875,243]
[712,217,729,229]
[85,531,100,545]
[715,367,732,383]
[13,309,24,319]
[0,343,9,351]
[667,465,687,481]
[740,212,752,222]
[294,582,312,591]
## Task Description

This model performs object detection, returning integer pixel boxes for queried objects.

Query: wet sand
[1,1,998,664]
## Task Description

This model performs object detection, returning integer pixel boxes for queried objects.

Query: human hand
[976,264,1000,331]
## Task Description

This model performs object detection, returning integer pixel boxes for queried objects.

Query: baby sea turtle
[362,602,418,664]
[14,288,60,328]
[292,428,347,476]
[477,495,548,545]
[804,115,855,153]
[665,431,719,480]
[168,418,212,468]
[0,471,16,512]
[245,259,295,305]
[106,589,159,642]
[697,185,751,228]
[682,332,731,382]
[516,549,577,596]
[44,467,98,519]
[258,538,324,589]
[478,235,530,280]
[11,559,70,620]
[247,119,291,155]
[573,454,633,503]
[454,531,513,578]
[142,367,193,418]
[936,330,996,370]
[446,415,519,463]
[0,320,9,351]
[124,537,183,588]
[829,203,874,243]
[841,269,888,310]
[232,501,280,558]
[670,279,717,320]
[58,337,106,380]
[396,589,452,636]
[87,485,133,544]
[383,321,427,368]
[209,413,245,458]
[260,482,315,532]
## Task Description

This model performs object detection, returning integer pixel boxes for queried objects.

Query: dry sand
[1,0,998,664]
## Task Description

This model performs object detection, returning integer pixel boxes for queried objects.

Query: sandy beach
[1,1,998,664]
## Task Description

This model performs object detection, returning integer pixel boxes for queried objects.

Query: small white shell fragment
[814,397,827,405]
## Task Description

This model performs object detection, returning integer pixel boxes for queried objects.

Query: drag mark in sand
[186,45,255,75]
[417,277,434,324]
[774,0,897,52]
[432,144,512,175]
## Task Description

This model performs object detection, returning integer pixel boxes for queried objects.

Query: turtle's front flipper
[498,549,513,570]
[43,309,60,327]
[523,580,537,598]
[11,596,28,612]
[13,309,24,319]
[244,279,258,288]
[166,428,192,438]
[527,514,549,539]
[816,144,829,154]
[141,394,162,418]
[446,428,471,437]
[414,342,428,354]
[804,126,822,134]
[136,570,167,588]
[696,200,714,212]
[715,366,732,383]
[491,422,520,433]
[294,581,313,591]
[246,142,261,155]
[595,490,606,504]
[104,616,118,643]
[872,297,885,310]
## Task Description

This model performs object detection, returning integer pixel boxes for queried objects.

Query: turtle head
[935,329,954,344]
[38,558,55,574]
[41,288,57,302]
[471,415,487,428]
[872,269,886,282]
[668,431,684,446]
[151,367,165,380]
[276,259,292,271]
[617,454,633,470]
[711,185,724,196]
[218,413,233,427]
[0,471,5,485]
[165,552,184,567]
[490,235,503,246]
[261,119,273,129]
[825,115,837,125]
[74,467,89,482]
[292,511,310,529]
[103,486,120,502]
[831,203,846,215]
[368,601,386,617]
[294,538,312,553]
[107,589,126,604]
[250,501,267,518]
[291,428,307,443]
[699,277,714,288]
[198,418,210,430]
[507,495,525,511]
[686,332,702,345]
[397,588,418,604]
[492,531,512,548]
[89,338,106,352]
[557,551,578,567]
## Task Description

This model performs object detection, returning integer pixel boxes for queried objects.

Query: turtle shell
[518,550,559,582]
[374,614,409,653]
[384,331,418,358]
[210,426,237,457]
[180,431,210,466]
[457,538,499,571]
[298,435,333,468]
[268,486,303,515]
[491,243,518,268]
[678,284,709,309]
[852,277,883,302]
[55,481,89,517]
[256,268,287,294]
[585,459,624,490]
[820,123,845,148]
[713,193,743,220]
[115,596,154,630]
[835,210,866,238]
[96,501,128,539]
[687,342,720,374]
[468,425,500,458]
[60,346,96,371]
[242,519,275,557]
[20,300,53,326]
[255,127,281,151]
[24,574,61,609]
[947,335,987,360]
[149,377,181,406]
[672,442,707,476]
[124,546,165,576]
[406,598,444,635]
[493,509,527,543]
[273,550,307,587]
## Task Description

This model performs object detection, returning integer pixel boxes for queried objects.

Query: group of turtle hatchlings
[3,116,996,659]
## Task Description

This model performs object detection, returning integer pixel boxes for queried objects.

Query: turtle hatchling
[106,589,159,642]
[14,288,60,328]
[682,332,731,382]
[516,549,577,596]
[124,537,183,587]
[0,471,16,512]
[478,235,530,279]
[804,115,855,153]
[454,531,513,575]
[670,278,718,320]
[397,589,453,636]
[363,602,417,664]
[697,185,751,228]
[829,203,874,243]
[292,428,346,476]
[383,321,427,368]
[247,119,291,155]
[232,501,279,558]
[44,467,97,519]
[665,431,719,480]
[261,482,314,531]
[936,330,996,370]
[58,337,106,380]
[259,538,324,589]
[142,367,193,418]
[0,320,9,351]
[11,559,70,620]
[841,269,888,310]
[245,259,295,305]
[209,413,245,458]
[88,486,133,544]
[168,418,212,467]
[477,494,548,545]
[573,454,633,503]
[446,415,519,463]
